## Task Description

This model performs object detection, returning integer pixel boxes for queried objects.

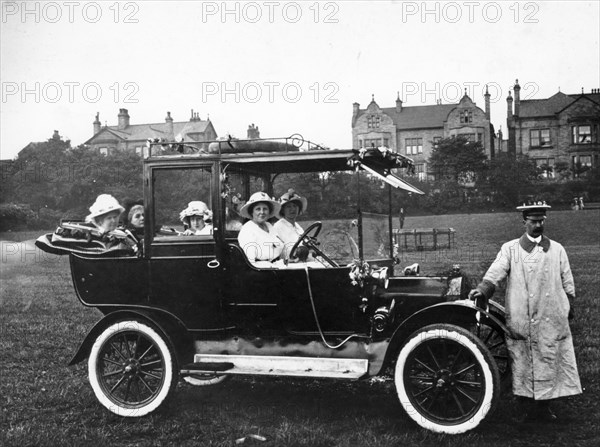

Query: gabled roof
[85,120,212,145]
[357,96,475,130]
[519,91,600,118]
[380,104,456,130]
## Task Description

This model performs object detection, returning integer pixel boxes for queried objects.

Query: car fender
[68,309,193,366]
[381,300,509,371]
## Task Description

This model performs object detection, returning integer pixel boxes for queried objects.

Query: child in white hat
[179,201,213,235]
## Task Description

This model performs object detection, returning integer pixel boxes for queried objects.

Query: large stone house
[506,80,600,177]
[85,109,218,155]
[351,90,495,180]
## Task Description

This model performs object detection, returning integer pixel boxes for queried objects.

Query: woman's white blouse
[273,218,304,260]
[237,220,284,265]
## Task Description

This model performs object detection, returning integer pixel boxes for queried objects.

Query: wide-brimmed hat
[180,201,213,222]
[517,200,551,220]
[239,192,281,220]
[86,194,124,221]
[278,189,308,217]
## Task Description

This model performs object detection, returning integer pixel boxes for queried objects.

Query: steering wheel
[289,221,338,267]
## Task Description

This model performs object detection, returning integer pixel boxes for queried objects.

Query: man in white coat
[469,201,582,421]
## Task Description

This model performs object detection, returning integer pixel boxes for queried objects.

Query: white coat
[477,234,582,400]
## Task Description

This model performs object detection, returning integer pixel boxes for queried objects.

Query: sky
[1,1,599,160]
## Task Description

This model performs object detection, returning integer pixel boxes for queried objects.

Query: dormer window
[367,115,381,129]
[460,110,473,124]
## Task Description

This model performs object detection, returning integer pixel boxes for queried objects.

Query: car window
[152,166,213,240]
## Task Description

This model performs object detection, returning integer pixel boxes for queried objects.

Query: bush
[0,203,36,231]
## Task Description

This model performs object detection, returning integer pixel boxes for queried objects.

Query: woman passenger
[86,194,124,234]
[237,192,284,267]
[273,189,308,261]
[123,199,144,239]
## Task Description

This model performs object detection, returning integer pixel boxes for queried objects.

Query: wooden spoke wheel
[395,324,500,434]
[88,320,178,417]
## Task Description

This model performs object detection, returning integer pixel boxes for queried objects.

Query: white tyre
[88,320,178,417]
[395,324,500,434]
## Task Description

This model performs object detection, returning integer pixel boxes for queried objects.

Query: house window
[415,163,426,181]
[367,115,381,129]
[364,138,382,148]
[530,129,551,147]
[572,125,592,144]
[460,110,473,123]
[383,138,389,147]
[463,133,476,142]
[135,146,143,155]
[580,155,592,167]
[572,154,593,178]
[535,157,555,178]
[99,147,108,156]
[405,138,422,155]
[433,136,441,148]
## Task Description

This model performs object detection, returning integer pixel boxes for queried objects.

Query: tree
[486,153,538,207]
[428,136,488,185]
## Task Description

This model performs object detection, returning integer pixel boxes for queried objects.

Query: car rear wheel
[88,320,178,417]
[395,323,500,434]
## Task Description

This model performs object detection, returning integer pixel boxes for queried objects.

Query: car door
[147,164,226,330]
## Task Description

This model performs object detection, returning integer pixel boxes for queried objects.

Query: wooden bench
[393,228,456,251]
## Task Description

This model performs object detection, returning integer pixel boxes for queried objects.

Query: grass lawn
[1,210,599,446]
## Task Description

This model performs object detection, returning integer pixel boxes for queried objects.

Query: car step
[181,362,234,372]
[190,354,369,379]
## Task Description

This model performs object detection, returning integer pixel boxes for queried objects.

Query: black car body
[37,137,509,434]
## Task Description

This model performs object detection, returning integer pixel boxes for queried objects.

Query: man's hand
[469,289,488,311]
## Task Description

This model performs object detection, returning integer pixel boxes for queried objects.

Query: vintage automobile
[37,136,509,434]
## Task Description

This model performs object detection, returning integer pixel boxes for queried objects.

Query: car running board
[187,354,369,379]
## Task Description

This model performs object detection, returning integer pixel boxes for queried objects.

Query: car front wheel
[395,323,500,434]
[88,320,178,417]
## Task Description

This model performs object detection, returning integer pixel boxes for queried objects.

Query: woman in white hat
[273,189,308,261]
[179,201,213,235]
[237,192,284,267]
[86,194,125,234]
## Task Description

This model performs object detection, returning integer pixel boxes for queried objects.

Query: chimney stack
[93,112,101,135]
[117,108,130,130]
[395,92,403,113]
[484,85,490,120]
[352,102,360,127]
[513,79,521,117]
[165,111,174,139]
[247,123,260,139]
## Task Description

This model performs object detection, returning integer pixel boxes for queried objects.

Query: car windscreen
[223,165,393,263]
